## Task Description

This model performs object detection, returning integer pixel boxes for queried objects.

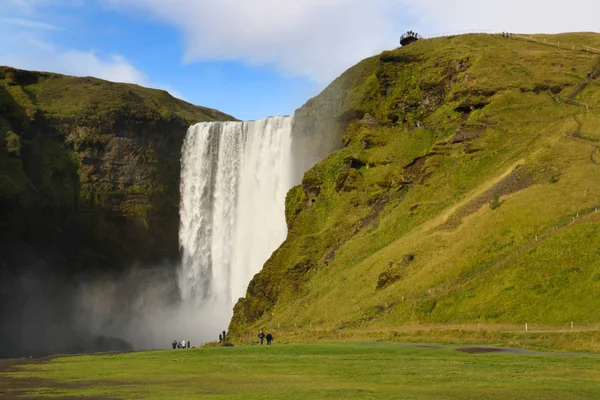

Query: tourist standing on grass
[182,340,186,349]
[188,340,191,349]
[222,330,227,341]
[172,340,177,349]
[177,341,181,349]
[219,333,222,342]
[266,332,273,345]
[258,330,265,345]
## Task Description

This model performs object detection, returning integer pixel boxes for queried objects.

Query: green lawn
[3,343,600,399]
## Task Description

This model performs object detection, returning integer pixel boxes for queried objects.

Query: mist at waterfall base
[77,116,299,351]
[0,115,339,357]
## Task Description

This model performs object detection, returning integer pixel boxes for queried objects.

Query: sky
[0,0,598,120]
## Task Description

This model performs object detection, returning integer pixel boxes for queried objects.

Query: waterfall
[178,116,294,307]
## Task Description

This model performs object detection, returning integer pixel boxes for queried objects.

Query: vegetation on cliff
[231,33,600,338]
[0,67,234,273]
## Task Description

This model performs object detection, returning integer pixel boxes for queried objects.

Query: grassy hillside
[231,33,600,340]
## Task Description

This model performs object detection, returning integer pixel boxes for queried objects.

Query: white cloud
[1,2,145,84]
[408,0,599,36]
[0,33,148,84]
[0,14,185,100]
[2,17,62,30]
[104,0,599,83]
[4,0,83,15]
[2,0,598,99]
[0,39,186,99]
[103,0,403,83]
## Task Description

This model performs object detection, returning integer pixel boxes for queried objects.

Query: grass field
[2,342,600,399]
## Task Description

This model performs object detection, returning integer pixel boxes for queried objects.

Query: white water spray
[178,116,294,314]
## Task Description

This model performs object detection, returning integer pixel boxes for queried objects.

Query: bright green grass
[4,343,600,399]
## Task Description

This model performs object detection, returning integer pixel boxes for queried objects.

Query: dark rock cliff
[0,66,234,357]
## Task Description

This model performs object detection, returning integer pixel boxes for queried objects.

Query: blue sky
[1,0,597,120]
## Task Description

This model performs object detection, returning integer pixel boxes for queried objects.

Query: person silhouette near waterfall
[258,330,265,345]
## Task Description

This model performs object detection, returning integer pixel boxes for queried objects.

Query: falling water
[178,116,294,308]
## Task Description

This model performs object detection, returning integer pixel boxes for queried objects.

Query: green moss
[5,130,20,156]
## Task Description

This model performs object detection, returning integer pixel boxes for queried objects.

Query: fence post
[571,321,574,330]
[525,323,528,332]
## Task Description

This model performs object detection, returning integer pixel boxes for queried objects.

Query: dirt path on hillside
[436,159,525,227]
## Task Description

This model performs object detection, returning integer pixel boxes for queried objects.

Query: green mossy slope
[231,33,600,337]
[0,67,234,273]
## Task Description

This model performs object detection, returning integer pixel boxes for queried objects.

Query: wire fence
[416,30,600,56]
[401,31,600,109]
[511,34,600,55]
[255,322,600,336]
[421,29,495,39]
[583,45,600,54]
[554,95,596,111]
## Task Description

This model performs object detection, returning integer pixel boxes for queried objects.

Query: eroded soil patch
[438,166,535,231]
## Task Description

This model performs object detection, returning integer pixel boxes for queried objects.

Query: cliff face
[0,67,233,272]
[0,67,234,356]
[230,33,600,338]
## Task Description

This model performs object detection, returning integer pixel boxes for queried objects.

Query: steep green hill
[231,33,600,339]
